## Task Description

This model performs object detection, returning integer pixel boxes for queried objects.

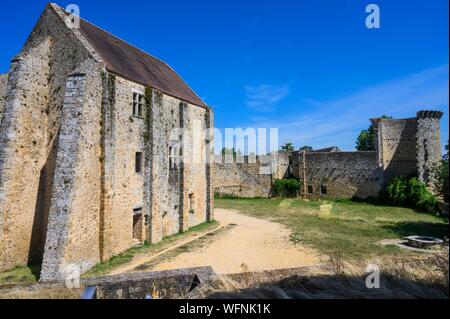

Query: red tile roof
[76,17,207,108]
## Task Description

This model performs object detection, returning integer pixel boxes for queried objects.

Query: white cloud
[244,85,289,112]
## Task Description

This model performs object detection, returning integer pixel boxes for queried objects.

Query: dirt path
[146,209,321,274]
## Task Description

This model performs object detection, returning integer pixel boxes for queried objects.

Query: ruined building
[215,111,444,199]
[0,4,213,281]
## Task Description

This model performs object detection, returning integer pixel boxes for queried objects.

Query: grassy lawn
[216,198,449,261]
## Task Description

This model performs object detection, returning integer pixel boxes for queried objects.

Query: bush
[432,142,449,203]
[273,179,301,198]
[384,176,439,215]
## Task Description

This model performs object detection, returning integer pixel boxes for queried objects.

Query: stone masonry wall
[214,151,382,199]
[214,156,273,199]
[0,4,100,271]
[40,61,104,281]
[100,75,147,260]
[0,4,212,277]
[148,90,183,242]
[213,152,290,199]
[182,103,210,230]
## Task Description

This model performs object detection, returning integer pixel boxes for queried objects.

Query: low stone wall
[299,151,383,199]
[0,267,216,299]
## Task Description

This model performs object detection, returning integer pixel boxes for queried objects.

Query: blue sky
[1,0,448,152]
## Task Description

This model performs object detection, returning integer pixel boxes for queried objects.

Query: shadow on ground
[382,221,449,239]
[204,272,449,299]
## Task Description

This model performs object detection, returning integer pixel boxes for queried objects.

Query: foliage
[281,143,295,152]
[299,146,314,151]
[356,115,392,151]
[432,142,449,203]
[383,176,439,215]
[273,179,301,198]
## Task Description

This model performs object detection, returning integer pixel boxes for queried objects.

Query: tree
[433,142,449,203]
[299,146,314,152]
[356,115,392,151]
[281,143,295,152]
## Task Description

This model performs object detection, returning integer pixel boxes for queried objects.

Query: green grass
[83,220,219,277]
[216,198,449,261]
[0,264,41,288]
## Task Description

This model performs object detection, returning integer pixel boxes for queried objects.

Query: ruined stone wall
[301,151,383,199]
[0,74,7,118]
[214,156,273,198]
[374,118,418,183]
[0,4,98,271]
[40,61,104,281]
[99,75,147,260]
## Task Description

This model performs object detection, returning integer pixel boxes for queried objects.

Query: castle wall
[301,151,383,199]
[40,63,104,281]
[0,4,212,278]
[214,156,273,198]
[0,5,99,271]
[0,74,7,117]
[375,118,418,183]
[147,90,184,242]
[99,75,147,260]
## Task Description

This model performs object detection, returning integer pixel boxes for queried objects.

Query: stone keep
[0,3,214,281]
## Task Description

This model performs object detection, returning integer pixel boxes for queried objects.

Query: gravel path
[149,209,320,274]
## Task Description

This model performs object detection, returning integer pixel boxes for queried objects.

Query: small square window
[135,152,143,173]
[132,92,145,117]
[320,185,327,195]
[307,185,313,194]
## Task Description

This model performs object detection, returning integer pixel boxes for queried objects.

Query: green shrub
[384,176,439,215]
[386,176,409,206]
[273,179,301,198]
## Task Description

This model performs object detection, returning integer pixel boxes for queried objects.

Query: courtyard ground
[120,208,320,275]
